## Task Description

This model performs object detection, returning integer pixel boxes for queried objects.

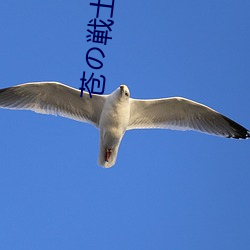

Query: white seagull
[0,82,249,168]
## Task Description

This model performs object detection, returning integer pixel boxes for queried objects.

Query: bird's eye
[125,92,129,97]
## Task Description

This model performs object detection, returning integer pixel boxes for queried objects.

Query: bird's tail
[98,144,119,168]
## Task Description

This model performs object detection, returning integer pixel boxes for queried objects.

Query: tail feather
[98,144,119,168]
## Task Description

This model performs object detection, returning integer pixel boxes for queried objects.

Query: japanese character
[86,47,105,69]
[90,0,115,18]
[86,19,114,45]
[79,71,106,98]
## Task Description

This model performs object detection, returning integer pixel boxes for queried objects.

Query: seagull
[0,82,249,168]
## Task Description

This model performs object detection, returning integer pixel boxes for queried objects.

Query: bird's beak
[120,85,124,93]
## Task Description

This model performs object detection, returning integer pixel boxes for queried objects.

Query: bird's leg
[105,149,112,162]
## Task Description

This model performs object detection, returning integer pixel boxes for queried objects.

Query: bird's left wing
[128,97,249,139]
[0,82,107,127]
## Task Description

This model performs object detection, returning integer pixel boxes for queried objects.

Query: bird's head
[119,84,130,98]
[110,84,130,103]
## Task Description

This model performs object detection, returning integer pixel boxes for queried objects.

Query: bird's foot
[105,149,112,162]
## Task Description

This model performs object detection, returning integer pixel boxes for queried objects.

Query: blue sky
[0,1,249,249]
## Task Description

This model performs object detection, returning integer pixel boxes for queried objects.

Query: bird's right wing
[0,82,107,127]
[128,97,249,139]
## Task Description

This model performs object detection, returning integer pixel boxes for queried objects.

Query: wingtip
[247,130,250,139]
[222,115,250,139]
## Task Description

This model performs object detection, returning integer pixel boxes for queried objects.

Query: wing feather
[0,82,106,127]
[128,97,249,139]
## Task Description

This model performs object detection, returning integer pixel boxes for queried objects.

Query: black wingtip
[222,115,250,139]
[247,131,250,138]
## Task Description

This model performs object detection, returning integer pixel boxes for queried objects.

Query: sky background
[0,0,249,249]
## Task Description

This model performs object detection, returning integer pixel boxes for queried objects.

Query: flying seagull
[0,82,249,168]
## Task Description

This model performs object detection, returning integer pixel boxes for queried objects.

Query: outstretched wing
[128,97,249,139]
[0,82,107,127]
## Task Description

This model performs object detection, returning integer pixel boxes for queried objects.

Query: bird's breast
[99,98,130,140]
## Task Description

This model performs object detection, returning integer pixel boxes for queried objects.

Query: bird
[0,82,249,168]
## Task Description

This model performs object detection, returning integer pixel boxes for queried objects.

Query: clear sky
[0,1,249,249]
